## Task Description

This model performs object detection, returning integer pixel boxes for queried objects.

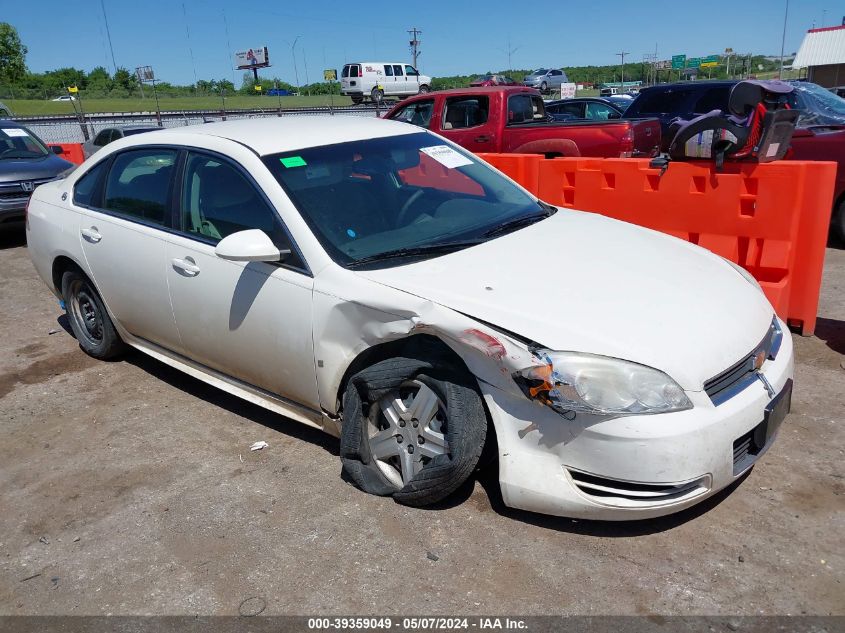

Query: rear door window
[384,65,394,77]
[632,89,693,115]
[507,94,546,123]
[693,87,731,114]
[103,149,177,226]
[392,65,403,76]
[442,97,490,129]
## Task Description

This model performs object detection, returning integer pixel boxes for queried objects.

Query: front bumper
[482,319,795,520]
[0,193,29,223]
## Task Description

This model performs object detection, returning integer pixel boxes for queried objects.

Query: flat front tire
[340,357,487,507]
[61,270,126,360]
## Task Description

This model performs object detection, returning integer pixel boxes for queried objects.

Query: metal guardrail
[15,102,398,144]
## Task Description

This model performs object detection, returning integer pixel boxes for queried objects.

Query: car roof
[420,86,538,97]
[639,80,737,92]
[140,115,421,155]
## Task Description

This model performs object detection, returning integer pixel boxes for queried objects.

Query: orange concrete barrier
[49,143,84,164]
[478,154,836,336]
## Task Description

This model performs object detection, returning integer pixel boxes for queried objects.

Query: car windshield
[790,81,845,126]
[531,69,548,76]
[0,126,49,159]
[263,132,548,268]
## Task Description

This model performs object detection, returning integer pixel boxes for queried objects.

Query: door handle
[81,227,102,243]
[171,257,200,276]
[474,135,491,143]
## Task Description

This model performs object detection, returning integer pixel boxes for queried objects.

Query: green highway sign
[671,54,686,69]
[687,57,701,68]
[703,55,719,63]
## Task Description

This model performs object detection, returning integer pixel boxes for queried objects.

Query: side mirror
[51,145,64,155]
[214,229,290,263]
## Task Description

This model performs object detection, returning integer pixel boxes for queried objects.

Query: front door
[76,147,184,353]
[164,150,318,408]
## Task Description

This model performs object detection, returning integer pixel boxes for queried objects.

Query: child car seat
[667,80,799,169]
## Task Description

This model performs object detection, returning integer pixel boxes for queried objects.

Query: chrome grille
[704,317,783,406]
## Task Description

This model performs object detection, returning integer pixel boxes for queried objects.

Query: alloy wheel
[366,380,450,488]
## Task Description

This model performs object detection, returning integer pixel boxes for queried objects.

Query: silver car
[82,125,161,159]
[523,68,569,94]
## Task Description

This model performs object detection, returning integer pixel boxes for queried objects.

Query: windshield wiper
[347,239,484,268]
[482,206,556,238]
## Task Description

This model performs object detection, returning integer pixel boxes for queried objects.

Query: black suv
[625,80,845,150]
[0,122,74,229]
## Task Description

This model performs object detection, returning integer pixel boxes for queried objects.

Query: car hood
[0,154,74,182]
[355,210,774,390]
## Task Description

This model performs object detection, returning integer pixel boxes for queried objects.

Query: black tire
[340,357,487,507]
[351,95,363,105]
[370,88,384,103]
[540,81,548,93]
[418,84,430,94]
[61,270,126,360]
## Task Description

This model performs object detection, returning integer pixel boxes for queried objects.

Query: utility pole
[498,37,520,72]
[289,36,301,93]
[617,51,629,91]
[408,27,422,68]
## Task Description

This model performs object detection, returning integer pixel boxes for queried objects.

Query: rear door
[75,147,184,353]
[382,64,397,95]
[392,64,408,94]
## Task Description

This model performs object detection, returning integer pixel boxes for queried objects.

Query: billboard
[234,46,270,70]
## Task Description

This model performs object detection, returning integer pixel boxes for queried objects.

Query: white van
[341,62,432,104]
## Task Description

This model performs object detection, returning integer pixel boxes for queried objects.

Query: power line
[99,0,117,73]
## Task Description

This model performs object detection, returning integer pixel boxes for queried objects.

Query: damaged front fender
[312,270,543,418]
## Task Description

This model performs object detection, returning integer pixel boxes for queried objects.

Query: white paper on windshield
[2,128,28,137]
[420,145,473,169]
[765,142,780,158]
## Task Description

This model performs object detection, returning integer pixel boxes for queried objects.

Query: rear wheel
[370,88,384,103]
[62,270,126,360]
[351,95,363,105]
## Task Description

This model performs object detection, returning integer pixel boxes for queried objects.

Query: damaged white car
[26,117,794,520]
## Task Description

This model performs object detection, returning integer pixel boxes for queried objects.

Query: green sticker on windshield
[280,156,307,168]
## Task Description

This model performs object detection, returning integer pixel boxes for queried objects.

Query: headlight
[513,351,693,416]
[724,258,763,294]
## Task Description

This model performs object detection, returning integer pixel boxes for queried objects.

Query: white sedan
[26,117,793,520]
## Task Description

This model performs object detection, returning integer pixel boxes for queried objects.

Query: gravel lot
[0,227,842,617]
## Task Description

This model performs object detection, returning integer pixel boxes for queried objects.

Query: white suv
[341,62,431,104]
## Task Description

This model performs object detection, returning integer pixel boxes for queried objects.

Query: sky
[4,0,841,86]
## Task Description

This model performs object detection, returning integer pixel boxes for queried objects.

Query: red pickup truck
[383,86,661,159]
